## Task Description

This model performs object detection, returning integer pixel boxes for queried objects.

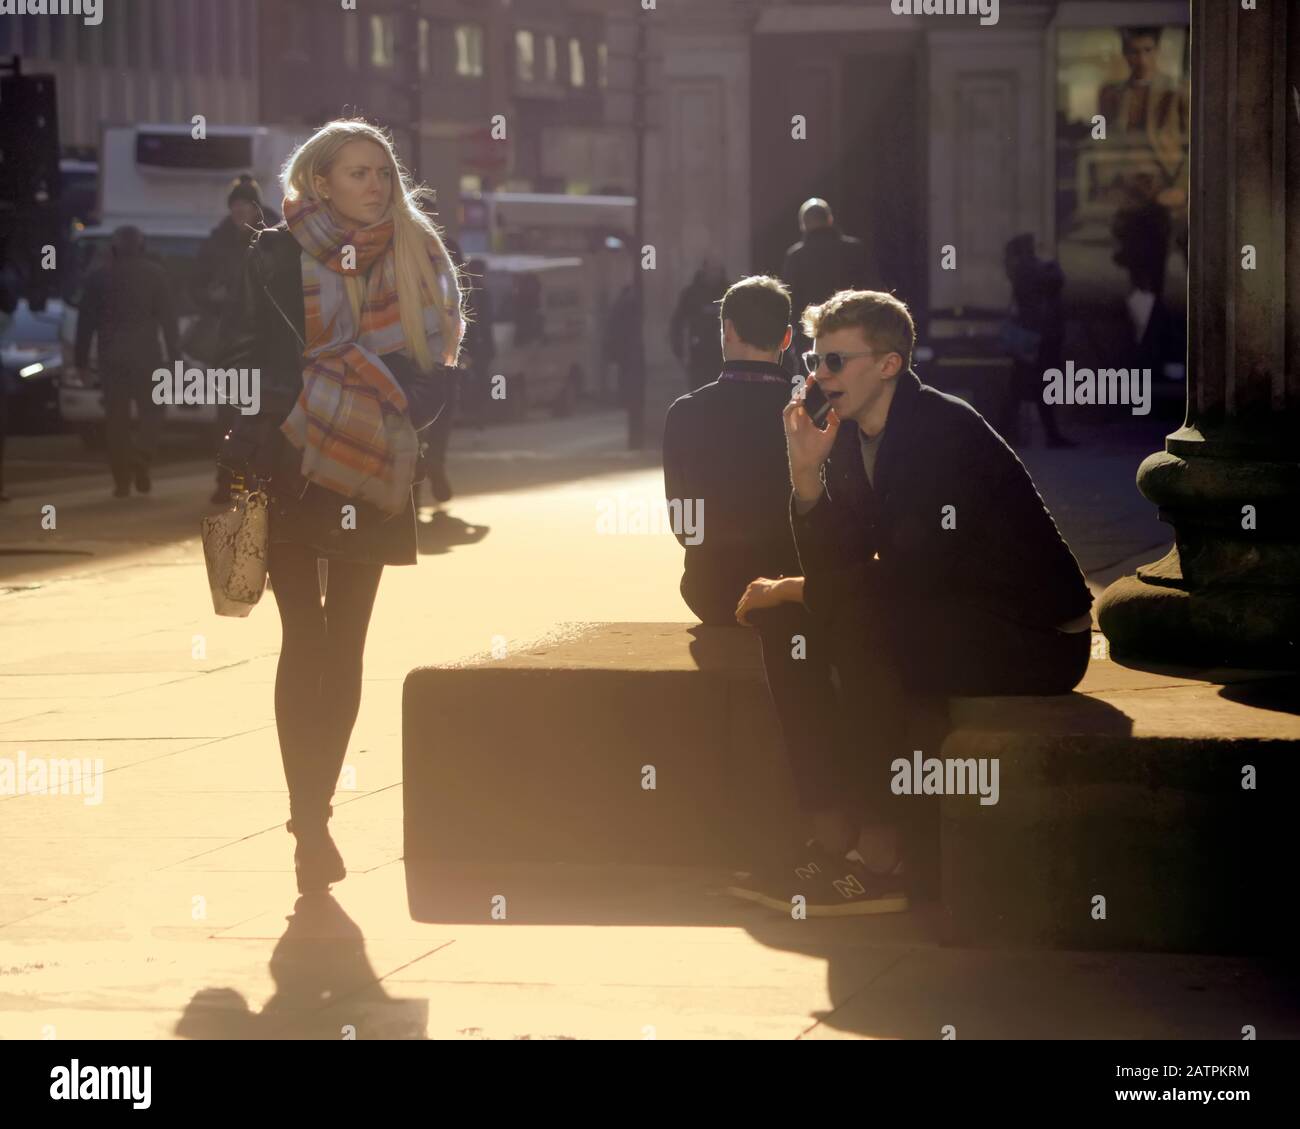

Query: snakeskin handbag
[200,488,270,617]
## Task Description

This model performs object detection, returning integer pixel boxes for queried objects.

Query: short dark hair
[110,225,145,258]
[802,289,915,369]
[720,275,792,351]
[1121,26,1162,48]
[799,199,832,228]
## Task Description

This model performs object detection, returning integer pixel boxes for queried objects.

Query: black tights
[268,541,383,825]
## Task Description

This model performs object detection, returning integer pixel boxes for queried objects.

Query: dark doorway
[751,32,928,321]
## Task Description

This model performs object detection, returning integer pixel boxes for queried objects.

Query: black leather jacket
[216,224,448,566]
[216,224,312,486]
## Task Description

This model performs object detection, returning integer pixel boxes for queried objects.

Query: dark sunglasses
[802,349,881,375]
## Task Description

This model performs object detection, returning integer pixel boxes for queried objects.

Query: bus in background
[58,124,305,448]
[460,192,635,409]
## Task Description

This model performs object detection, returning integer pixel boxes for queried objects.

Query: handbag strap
[252,238,307,349]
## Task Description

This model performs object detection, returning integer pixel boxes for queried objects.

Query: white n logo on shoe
[794,862,821,880]
[832,874,866,899]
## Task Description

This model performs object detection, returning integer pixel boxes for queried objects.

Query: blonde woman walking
[219,119,464,894]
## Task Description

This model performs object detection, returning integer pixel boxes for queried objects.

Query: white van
[58,124,306,447]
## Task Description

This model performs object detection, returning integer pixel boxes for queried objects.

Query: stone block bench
[403,622,1299,954]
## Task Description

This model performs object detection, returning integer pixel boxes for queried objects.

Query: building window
[370,14,396,69]
[127,0,148,68]
[569,39,585,87]
[221,0,237,76]
[171,0,192,73]
[283,3,310,65]
[195,0,215,75]
[152,0,171,69]
[542,34,558,83]
[105,16,118,66]
[193,0,214,75]
[597,42,608,88]
[416,18,429,75]
[76,10,95,63]
[455,24,484,78]
[48,10,66,61]
[238,0,255,79]
[343,14,360,70]
[515,30,535,83]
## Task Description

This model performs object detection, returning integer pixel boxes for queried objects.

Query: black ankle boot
[286,804,346,894]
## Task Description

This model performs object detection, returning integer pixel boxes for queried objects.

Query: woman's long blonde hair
[282,118,464,370]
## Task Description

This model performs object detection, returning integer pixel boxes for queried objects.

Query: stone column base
[1098,547,1300,669]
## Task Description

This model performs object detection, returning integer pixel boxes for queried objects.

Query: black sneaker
[726,838,832,914]
[727,842,908,917]
[813,851,908,916]
[133,465,152,494]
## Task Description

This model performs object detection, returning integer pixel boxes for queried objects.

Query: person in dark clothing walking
[216,119,464,895]
[998,233,1075,448]
[72,226,179,497]
[457,257,495,425]
[781,199,875,361]
[196,177,280,504]
[419,233,467,508]
[669,260,727,392]
[605,282,640,408]
[0,256,19,503]
[728,289,1092,917]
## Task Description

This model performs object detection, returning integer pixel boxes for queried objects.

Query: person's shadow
[175,895,428,1040]
[416,509,490,557]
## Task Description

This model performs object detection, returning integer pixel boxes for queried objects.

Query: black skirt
[265,431,418,566]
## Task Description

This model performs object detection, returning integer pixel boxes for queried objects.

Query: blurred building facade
[3,0,1192,397]
[257,0,627,239]
[627,0,1190,383]
[0,0,259,152]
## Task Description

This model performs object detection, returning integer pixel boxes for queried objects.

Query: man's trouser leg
[819,587,912,840]
[822,573,1091,879]
[133,376,163,472]
[749,601,856,852]
[889,597,1091,699]
[0,372,7,495]
[102,373,134,489]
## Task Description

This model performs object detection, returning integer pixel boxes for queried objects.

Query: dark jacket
[663,361,802,624]
[781,227,874,330]
[1087,293,1186,380]
[669,273,725,380]
[1008,255,1066,369]
[74,253,179,376]
[218,224,418,566]
[791,369,1092,630]
[194,216,266,319]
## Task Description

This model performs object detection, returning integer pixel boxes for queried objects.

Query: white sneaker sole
[725,885,909,916]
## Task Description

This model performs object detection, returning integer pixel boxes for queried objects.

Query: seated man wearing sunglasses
[728,289,1092,916]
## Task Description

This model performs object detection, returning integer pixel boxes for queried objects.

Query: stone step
[402,621,1300,954]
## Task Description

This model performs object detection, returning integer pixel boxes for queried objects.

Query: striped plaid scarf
[279,196,438,516]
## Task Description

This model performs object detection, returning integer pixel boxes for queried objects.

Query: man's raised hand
[784,376,840,501]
